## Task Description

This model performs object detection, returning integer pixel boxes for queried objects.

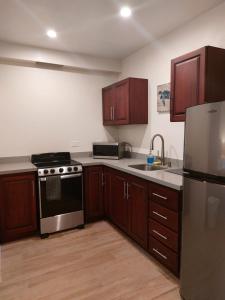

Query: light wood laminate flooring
[0,221,181,300]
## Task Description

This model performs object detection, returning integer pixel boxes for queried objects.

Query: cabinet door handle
[112,107,115,120]
[152,193,167,200]
[153,248,167,260]
[152,229,167,240]
[102,173,105,186]
[127,183,129,199]
[123,182,127,199]
[152,211,168,220]
[110,107,113,120]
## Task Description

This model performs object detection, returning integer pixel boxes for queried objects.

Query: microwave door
[93,144,119,159]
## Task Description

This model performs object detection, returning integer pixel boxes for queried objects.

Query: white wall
[0,41,121,73]
[118,1,225,160]
[0,63,118,157]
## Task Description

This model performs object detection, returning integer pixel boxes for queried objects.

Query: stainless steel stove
[32,152,84,237]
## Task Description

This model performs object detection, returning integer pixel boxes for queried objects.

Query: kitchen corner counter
[0,162,37,175]
[0,156,183,190]
[76,157,183,191]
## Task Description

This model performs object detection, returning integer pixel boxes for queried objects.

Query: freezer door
[184,101,225,176]
[180,176,225,300]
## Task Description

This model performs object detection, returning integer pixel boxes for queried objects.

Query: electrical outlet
[71,140,80,147]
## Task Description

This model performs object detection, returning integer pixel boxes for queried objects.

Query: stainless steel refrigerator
[180,101,225,300]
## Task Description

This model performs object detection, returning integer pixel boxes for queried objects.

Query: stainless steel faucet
[150,134,165,165]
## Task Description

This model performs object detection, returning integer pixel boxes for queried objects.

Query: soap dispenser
[147,150,155,165]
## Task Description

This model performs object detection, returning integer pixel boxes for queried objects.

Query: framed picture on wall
[157,83,170,113]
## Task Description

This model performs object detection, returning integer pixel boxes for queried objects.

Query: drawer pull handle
[123,182,127,199]
[152,229,167,240]
[152,193,167,200]
[152,211,168,220]
[153,248,167,260]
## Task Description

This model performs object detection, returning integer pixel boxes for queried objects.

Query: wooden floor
[0,221,181,300]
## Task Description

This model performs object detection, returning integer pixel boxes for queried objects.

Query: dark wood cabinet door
[0,173,37,242]
[128,176,148,249]
[102,77,148,126]
[110,172,129,232]
[170,48,206,122]
[114,80,129,125]
[103,167,111,219]
[102,87,114,125]
[84,166,104,222]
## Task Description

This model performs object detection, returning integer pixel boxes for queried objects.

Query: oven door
[39,173,83,219]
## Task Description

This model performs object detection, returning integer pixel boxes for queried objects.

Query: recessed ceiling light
[120,6,132,18]
[46,29,57,39]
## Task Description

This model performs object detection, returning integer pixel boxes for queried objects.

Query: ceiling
[0,0,223,59]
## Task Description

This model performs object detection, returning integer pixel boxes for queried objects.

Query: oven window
[40,174,83,218]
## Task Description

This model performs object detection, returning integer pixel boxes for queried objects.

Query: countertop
[0,157,183,190]
[0,161,37,175]
[76,157,183,191]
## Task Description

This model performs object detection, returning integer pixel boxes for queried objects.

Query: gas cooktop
[31,152,83,177]
[33,159,81,168]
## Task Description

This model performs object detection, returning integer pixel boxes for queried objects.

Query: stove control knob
[67,167,72,172]
[59,168,64,173]
[50,169,55,174]
[73,166,78,172]
[44,169,49,175]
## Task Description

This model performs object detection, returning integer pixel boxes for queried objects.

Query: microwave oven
[92,142,127,160]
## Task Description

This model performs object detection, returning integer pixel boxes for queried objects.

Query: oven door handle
[60,174,82,179]
[39,173,82,181]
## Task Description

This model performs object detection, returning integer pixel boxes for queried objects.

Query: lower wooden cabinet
[149,237,178,275]
[84,166,182,276]
[84,166,104,222]
[149,219,178,252]
[128,176,148,249]
[85,166,148,249]
[103,167,112,218]
[110,170,129,232]
[149,182,182,276]
[0,172,37,242]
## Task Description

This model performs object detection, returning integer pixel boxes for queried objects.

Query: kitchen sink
[128,164,168,171]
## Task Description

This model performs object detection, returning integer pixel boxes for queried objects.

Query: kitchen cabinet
[110,169,148,249]
[148,182,182,276]
[84,166,104,222]
[128,175,148,248]
[103,167,112,218]
[102,87,114,125]
[102,77,148,125]
[110,170,129,232]
[84,165,181,276]
[0,172,37,242]
[170,46,225,122]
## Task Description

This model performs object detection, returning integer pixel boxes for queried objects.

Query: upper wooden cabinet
[0,172,37,242]
[102,77,148,125]
[170,46,225,122]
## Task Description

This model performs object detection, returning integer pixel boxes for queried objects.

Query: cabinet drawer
[149,237,178,275]
[149,219,178,252]
[149,202,178,232]
[149,183,180,211]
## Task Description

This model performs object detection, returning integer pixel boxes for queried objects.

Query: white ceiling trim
[0,41,121,73]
